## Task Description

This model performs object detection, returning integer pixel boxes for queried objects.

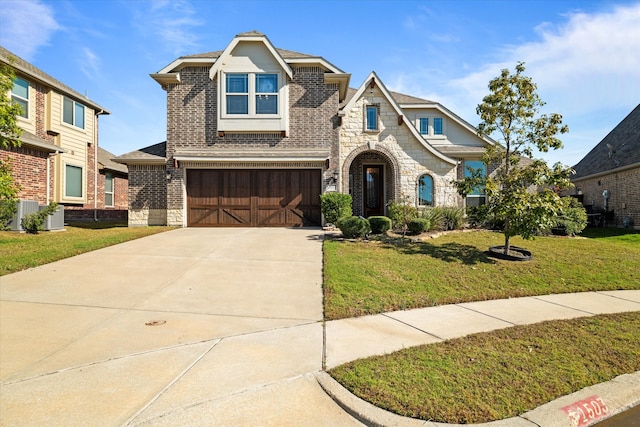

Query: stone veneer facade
[339,86,459,216]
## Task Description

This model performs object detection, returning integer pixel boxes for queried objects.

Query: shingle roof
[181,47,316,61]
[98,147,128,174]
[113,141,167,164]
[572,104,640,180]
[340,87,434,109]
[0,46,110,114]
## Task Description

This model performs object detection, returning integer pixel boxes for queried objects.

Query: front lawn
[0,221,174,276]
[330,312,640,424]
[323,229,640,320]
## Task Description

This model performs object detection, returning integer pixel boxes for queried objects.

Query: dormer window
[224,72,279,116]
[416,115,445,137]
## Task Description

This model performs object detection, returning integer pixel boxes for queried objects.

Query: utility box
[43,205,64,231]
[7,200,39,232]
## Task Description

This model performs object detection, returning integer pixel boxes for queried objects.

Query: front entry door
[363,165,384,217]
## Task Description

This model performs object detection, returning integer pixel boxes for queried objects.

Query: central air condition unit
[43,205,64,231]
[8,200,39,231]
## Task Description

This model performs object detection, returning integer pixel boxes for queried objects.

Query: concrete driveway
[0,228,363,426]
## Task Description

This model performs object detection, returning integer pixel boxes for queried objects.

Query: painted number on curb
[562,395,609,427]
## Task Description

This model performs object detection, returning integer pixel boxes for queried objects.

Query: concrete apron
[0,228,363,426]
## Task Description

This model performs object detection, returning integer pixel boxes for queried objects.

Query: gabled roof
[0,46,110,114]
[113,141,167,165]
[208,31,293,80]
[150,32,350,100]
[572,104,640,180]
[340,72,457,165]
[98,147,128,174]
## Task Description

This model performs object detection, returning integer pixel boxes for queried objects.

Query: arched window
[418,174,434,206]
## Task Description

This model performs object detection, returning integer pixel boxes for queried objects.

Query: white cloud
[79,47,101,79]
[0,0,60,60]
[134,0,203,55]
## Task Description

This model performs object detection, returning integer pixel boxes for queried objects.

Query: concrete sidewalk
[323,289,640,426]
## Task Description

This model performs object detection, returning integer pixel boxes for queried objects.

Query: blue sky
[1,0,639,167]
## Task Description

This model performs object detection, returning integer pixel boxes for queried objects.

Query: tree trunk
[504,234,511,255]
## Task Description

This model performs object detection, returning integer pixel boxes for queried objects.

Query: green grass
[330,312,640,424]
[324,229,640,320]
[0,221,175,276]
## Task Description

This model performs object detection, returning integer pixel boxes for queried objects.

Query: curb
[315,371,640,427]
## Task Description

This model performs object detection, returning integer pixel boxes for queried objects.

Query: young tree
[455,62,573,255]
[0,59,24,228]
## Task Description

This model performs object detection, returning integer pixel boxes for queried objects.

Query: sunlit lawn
[0,221,175,276]
[324,228,640,320]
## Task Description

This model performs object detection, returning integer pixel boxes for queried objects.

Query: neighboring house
[115,31,494,227]
[569,104,640,229]
[0,46,124,224]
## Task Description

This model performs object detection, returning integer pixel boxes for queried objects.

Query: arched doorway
[344,149,398,217]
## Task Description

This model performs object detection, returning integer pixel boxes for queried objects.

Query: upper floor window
[418,174,434,206]
[464,160,486,207]
[365,105,379,131]
[225,73,278,115]
[419,118,428,135]
[434,117,443,135]
[417,115,445,136]
[105,173,114,207]
[63,97,85,129]
[65,164,83,198]
[12,77,29,118]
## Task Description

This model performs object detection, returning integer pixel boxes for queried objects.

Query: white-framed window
[365,104,379,131]
[419,117,428,135]
[12,77,29,118]
[63,96,85,129]
[464,160,486,207]
[416,115,445,136]
[418,174,434,206]
[105,173,114,207]
[65,164,83,198]
[224,72,279,116]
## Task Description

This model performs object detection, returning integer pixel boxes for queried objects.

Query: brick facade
[158,64,340,226]
[572,167,640,229]
[127,164,167,226]
[0,145,49,204]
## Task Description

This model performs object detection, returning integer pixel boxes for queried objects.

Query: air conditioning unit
[43,205,64,231]
[8,200,39,231]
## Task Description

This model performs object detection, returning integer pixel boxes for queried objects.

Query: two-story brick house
[1,46,127,224]
[116,31,493,227]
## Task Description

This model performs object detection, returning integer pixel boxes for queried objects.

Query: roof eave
[324,73,351,103]
[150,72,181,87]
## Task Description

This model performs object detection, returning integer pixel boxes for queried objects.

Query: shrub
[420,208,444,231]
[21,202,58,234]
[337,216,371,239]
[320,192,352,225]
[0,160,19,230]
[408,218,431,235]
[466,204,503,230]
[552,206,588,236]
[368,216,392,234]
[388,197,418,236]
[441,207,466,230]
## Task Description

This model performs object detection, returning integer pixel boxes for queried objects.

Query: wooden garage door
[186,169,322,227]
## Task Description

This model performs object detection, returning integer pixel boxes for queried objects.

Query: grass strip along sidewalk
[0,221,174,276]
[324,228,640,423]
[330,312,640,424]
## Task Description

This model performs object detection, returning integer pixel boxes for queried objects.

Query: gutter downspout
[93,110,105,221]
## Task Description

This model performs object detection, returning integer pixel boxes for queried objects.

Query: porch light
[166,170,172,181]
[332,171,339,182]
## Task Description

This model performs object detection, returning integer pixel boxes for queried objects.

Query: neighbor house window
[418,174,434,206]
[464,160,486,207]
[419,118,428,135]
[365,105,379,131]
[12,77,29,118]
[63,96,85,129]
[65,164,83,198]
[105,173,114,207]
